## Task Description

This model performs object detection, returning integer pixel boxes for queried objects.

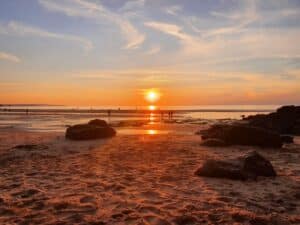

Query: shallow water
[0,105,275,132]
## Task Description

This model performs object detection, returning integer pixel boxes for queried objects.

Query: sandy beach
[0,123,299,225]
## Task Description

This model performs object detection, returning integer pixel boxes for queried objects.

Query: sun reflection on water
[147,130,158,135]
[148,105,156,110]
[149,112,155,123]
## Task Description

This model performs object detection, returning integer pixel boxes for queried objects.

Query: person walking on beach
[107,109,112,123]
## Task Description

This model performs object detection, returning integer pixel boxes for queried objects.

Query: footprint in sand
[11,188,40,198]
[140,190,162,200]
[143,215,171,225]
[173,215,198,225]
[80,195,97,204]
[139,205,161,214]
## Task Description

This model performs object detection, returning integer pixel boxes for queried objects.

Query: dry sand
[0,124,299,225]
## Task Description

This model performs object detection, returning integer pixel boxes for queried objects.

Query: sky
[0,0,300,106]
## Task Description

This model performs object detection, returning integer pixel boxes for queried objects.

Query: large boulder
[195,151,276,180]
[66,120,116,140]
[201,124,282,148]
[244,105,300,135]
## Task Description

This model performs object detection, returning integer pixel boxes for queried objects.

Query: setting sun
[145,90,160,103]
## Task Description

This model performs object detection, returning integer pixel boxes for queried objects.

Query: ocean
[0,105,278,132]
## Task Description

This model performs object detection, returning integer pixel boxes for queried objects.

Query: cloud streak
[165,5,182,16]
[38,0,145,49]
[0,21,93,51]
[0,51,20,63]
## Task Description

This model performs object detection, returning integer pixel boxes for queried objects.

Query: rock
[200,138,228,147]
[280,135,294,144]
[201,124,282,148]
[65,120,116,140]
[244,105,300,135]
[88,119,108,127]
[195,151,276,180]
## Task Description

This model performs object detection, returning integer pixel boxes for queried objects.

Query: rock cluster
[195,151,276,180]
[66,119,116,140]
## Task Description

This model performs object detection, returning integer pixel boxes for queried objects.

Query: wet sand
[0,124,299,225]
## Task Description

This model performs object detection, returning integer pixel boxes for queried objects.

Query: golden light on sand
[145,90,160,103]
[148,105,156,110]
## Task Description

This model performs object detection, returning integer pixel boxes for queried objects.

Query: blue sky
[0,0,300,105]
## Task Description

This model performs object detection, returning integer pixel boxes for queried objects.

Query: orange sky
[0,0,300,106]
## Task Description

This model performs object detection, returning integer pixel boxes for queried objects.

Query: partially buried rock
[195,151,276,180]
[200,138,228,147]
[201,124,282,148]
[66,119,116,140]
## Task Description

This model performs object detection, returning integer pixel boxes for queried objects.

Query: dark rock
[65,123,116,141]
[200,138,228,147]
[88,119,108,127]
[195,151,276,180]
[280,135,294,144]
[201,124,282,148]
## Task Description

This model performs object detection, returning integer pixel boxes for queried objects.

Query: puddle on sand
[117,129,170,135]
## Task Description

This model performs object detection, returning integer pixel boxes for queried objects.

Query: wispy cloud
[38,0,145,49]
[145,46,160,55]
[145,0,300,62]
[144,21,210,55]
[0,51,20,63]
[0,21,93,51]
[205,0,258,37]
[145,21,189,40]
